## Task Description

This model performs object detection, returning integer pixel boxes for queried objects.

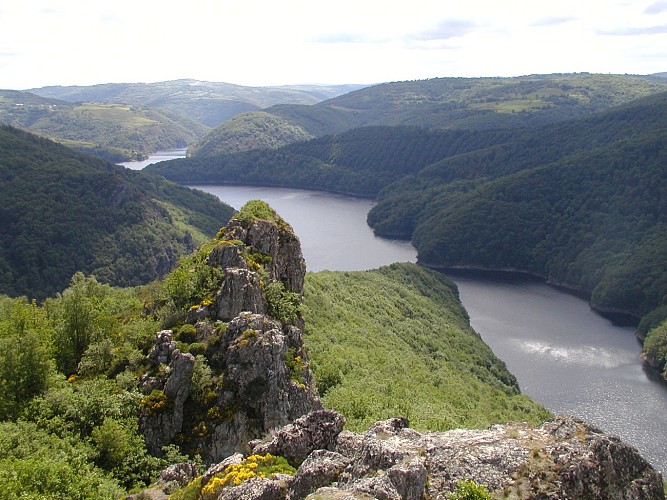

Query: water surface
[115,167,666,474]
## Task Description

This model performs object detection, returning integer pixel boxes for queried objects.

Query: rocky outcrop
[190,411,664,500]
[205,312,322,462]
[139,330,195,455]
[141,201,320,463]
[217,216,306,295]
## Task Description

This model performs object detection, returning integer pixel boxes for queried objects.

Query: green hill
[0,91,208,161]
[188,111,313,157]
[0,125,234,299]
[29,80,366,128]
[267,73,667,135]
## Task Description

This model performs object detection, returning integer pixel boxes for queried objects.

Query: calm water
[118,148,188,170]
[189,185,417,272]
[120,158,667,475]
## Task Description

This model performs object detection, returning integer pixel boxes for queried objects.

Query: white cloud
[0,0,666,89]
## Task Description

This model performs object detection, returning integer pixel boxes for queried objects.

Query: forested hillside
[0,91,207,161]
[148,89,667,379]
[29,80,366,128]
[0,126,234,299]
[266,73,667,135]
[188,111,314,157]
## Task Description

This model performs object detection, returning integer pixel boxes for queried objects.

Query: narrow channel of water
[118,159,666,475]
[118,148,188,170]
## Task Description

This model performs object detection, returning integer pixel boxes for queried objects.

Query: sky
[1,0,666,90]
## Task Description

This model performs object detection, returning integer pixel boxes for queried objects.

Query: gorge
[187,183,667,476]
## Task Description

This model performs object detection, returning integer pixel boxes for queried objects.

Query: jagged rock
[147,330,178,366]
[218,216,306,295]
[249,410,345,466]
[158,462,198,487]
[205,412,664,500]
[287,450,352,499]
[218,477,284,500]
[207,242,248,270]
[140,331,196,455]
[203,312,322,462]
[215,267,266,320]
[245,219,306,294]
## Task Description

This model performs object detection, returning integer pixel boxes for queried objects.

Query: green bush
[449,479,491,500]
[265,281,301,323]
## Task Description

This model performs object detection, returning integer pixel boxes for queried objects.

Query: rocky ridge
[138,200,321,462]
[141,409,664,499]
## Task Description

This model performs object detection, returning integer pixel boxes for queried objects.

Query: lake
[119,153,666,475]
[190,184,667,475]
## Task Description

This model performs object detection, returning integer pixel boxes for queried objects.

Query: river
[120,154,667,474]
[118,148,188,170]
[186,184,667,474]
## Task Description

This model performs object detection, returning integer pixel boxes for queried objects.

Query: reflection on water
[451,271,667,474]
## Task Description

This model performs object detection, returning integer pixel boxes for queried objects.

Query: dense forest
[266,73,667,135]
[0,125,234,299]
[148,85,667,379]
[0,200,548,498]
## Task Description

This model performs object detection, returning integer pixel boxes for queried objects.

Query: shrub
[200,454,295,498]
[265,281,301,323]
[448,479,491,500]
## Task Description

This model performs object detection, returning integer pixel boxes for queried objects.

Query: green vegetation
[0,92,208,161]
[0,201,551,497]
[268,73,667,135]
[149,87,667,378]
[189,111,313,157]
[0,275,187,497]
[29,80,365,128]
[303,264,550,431]
[448,479,491,500]
[0,125,234,299]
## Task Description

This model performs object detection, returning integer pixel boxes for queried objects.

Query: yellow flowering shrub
[200,454,295,498]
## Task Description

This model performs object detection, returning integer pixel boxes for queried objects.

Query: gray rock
[215,267,266,320]
[207,242,248,270]
[140,333,196,455]
[204,313,322,462]
[249,409,345,466]
[158,462,198,487]
[217,477,284,500]
[287,450,351,499]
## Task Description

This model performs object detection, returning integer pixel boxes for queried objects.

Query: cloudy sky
[1,0,666,90]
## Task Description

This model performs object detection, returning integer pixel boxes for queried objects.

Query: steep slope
[0,125,234,299]
[29,80,367,128]
[0,91,208,161]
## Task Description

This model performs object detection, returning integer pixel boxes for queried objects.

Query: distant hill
[29,80,367,128]
[265,73,667,135]
[188,111,314,157]
[0,90,208,161]
[0,125,234,299]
